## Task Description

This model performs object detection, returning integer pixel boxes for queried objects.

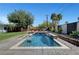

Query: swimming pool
[10,32,69,49]
[20,33,60,47]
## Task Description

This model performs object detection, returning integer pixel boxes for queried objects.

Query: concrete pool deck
[0,33,79,55]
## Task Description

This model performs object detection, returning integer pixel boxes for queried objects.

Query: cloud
[0,16,9,24]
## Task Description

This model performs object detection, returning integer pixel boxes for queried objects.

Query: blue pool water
[20,33,61,47]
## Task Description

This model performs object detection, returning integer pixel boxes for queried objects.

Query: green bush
[58,28,62,33]
[50,28,55,32]
[5,24,16,32]
[70,31,79,38]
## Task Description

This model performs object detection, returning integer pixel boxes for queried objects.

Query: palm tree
[51,13,62,32]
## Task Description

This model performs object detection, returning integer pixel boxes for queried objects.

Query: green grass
[0,32,26,41]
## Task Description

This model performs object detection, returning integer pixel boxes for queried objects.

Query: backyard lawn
[0,32,26,41]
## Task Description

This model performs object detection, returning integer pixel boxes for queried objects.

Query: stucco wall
[61,24,67,34]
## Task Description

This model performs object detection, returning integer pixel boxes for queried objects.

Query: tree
[7,10,34,31]
[38,21,51,30]
[51,13,62,32]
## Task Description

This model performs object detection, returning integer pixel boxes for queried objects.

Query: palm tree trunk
[55,25,58,32]
[55,21,58,32]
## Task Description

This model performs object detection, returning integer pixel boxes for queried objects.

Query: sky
[0,3,79,26]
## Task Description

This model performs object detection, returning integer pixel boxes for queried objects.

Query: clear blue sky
[0,3,79,26]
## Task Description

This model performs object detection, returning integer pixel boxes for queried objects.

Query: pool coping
[10,33,70,49]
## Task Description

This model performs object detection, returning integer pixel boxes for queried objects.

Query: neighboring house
[0,24,6,32]
[59,21,79,34]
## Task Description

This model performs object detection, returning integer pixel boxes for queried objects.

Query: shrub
[5,24,16,32]
[58,28,62,33]
[70,31,79,38]
[50,28,55,32]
